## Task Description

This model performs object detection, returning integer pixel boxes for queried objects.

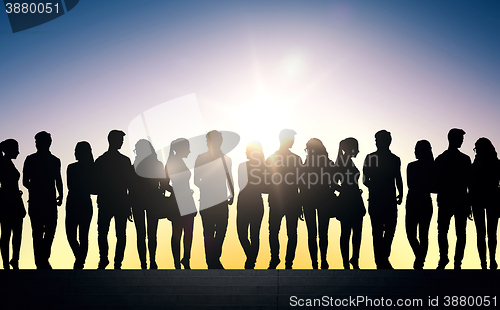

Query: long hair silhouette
[334,137,365,269]
[405,140,434,269]
[301,138,333,269]
[470,137,499,270]
[166,138,197,269]
[66,141,95,269]
[0,139,26,270]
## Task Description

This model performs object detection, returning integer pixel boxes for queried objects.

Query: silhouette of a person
[0,139,26,270]
[333,138,366,269]
[405,140,434,269]
[470,137,499,270]
[237,141,266,269]
[194,130,234,269]
[363,130,403,269]
[435,128,471,270]
[300,138,334,269]
[130,139,164,269]
[95,130,134,269]
[66,141,96,269]
[266,129,302,269]
[165,138,197,269]
[22,131,63,269]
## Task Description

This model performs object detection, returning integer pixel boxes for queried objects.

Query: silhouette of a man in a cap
[95,130,134,269]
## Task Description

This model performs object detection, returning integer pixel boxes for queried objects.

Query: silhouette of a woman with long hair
[405,140,434,269]
[131,139,164,269]
[165,138,197,269]
[470,137,500,270]
[0,139,26,269]
[237,141,266,269]
[300,138,334,269]
[333,138,366,269]
[66,141,95,269]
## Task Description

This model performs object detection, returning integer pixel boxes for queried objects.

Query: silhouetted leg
[42,212,57,268]
[201,211,217,268]
[437,207,452,268]
[113,215,127,269]
[237,209,252,266]
[65,212,80,266]
[405,207,420,266]
[249,208,264,268]
[454,212,467,269]
[97,208,112,268]
[340,220,352,269]
[213,205,229,266]
[10,218,23,269]
[182,215,195,268]
[284,213,299,269]
[318,208,330,269]
[268,206,283,268]
[114,214,127,269]
[29,211,45,269]
[132,207,147,269]
[472,205,487,269]
[418,209,432,268]
[0,221,12,269]
[78,211,92,269]
[382,208,397,268]
[303,205,318,269]
[146,211,159,269]
[486,207,498,269]
[171,218,182,269]
[369,209,384,269]
[351,217,363,269]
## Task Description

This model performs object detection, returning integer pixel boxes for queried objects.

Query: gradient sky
[1,0,499,270]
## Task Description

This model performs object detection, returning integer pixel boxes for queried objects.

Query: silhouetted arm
[225,155,234,205]
[22,157,31,190]
[395,164,403,205]
[362,155,371,188]
[163,163,174,194]
[330,164,342,193]
[55,159,63,206]
[238,162,247,192]
[194,156,202,189]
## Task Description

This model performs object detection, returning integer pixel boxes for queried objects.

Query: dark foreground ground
[0,269,498,309]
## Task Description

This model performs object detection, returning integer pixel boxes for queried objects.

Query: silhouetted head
[279,129,296,149]
[305,138,329,167]
[414,140,433,161]
[206,130,223,151]
[75,141,94,163]
[108,130,125,151]
[338,137,359,158]
[135,139,156,159]
[375,130,391,151]
[0,139,20,160]
[246,141,264,163]
[306,138,328,156]
[35,131,52,152]
[169,138,190,158]
[447,128,465,149]
[474,137,497,162]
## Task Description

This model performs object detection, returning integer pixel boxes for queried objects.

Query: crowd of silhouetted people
[0,128,498,270]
